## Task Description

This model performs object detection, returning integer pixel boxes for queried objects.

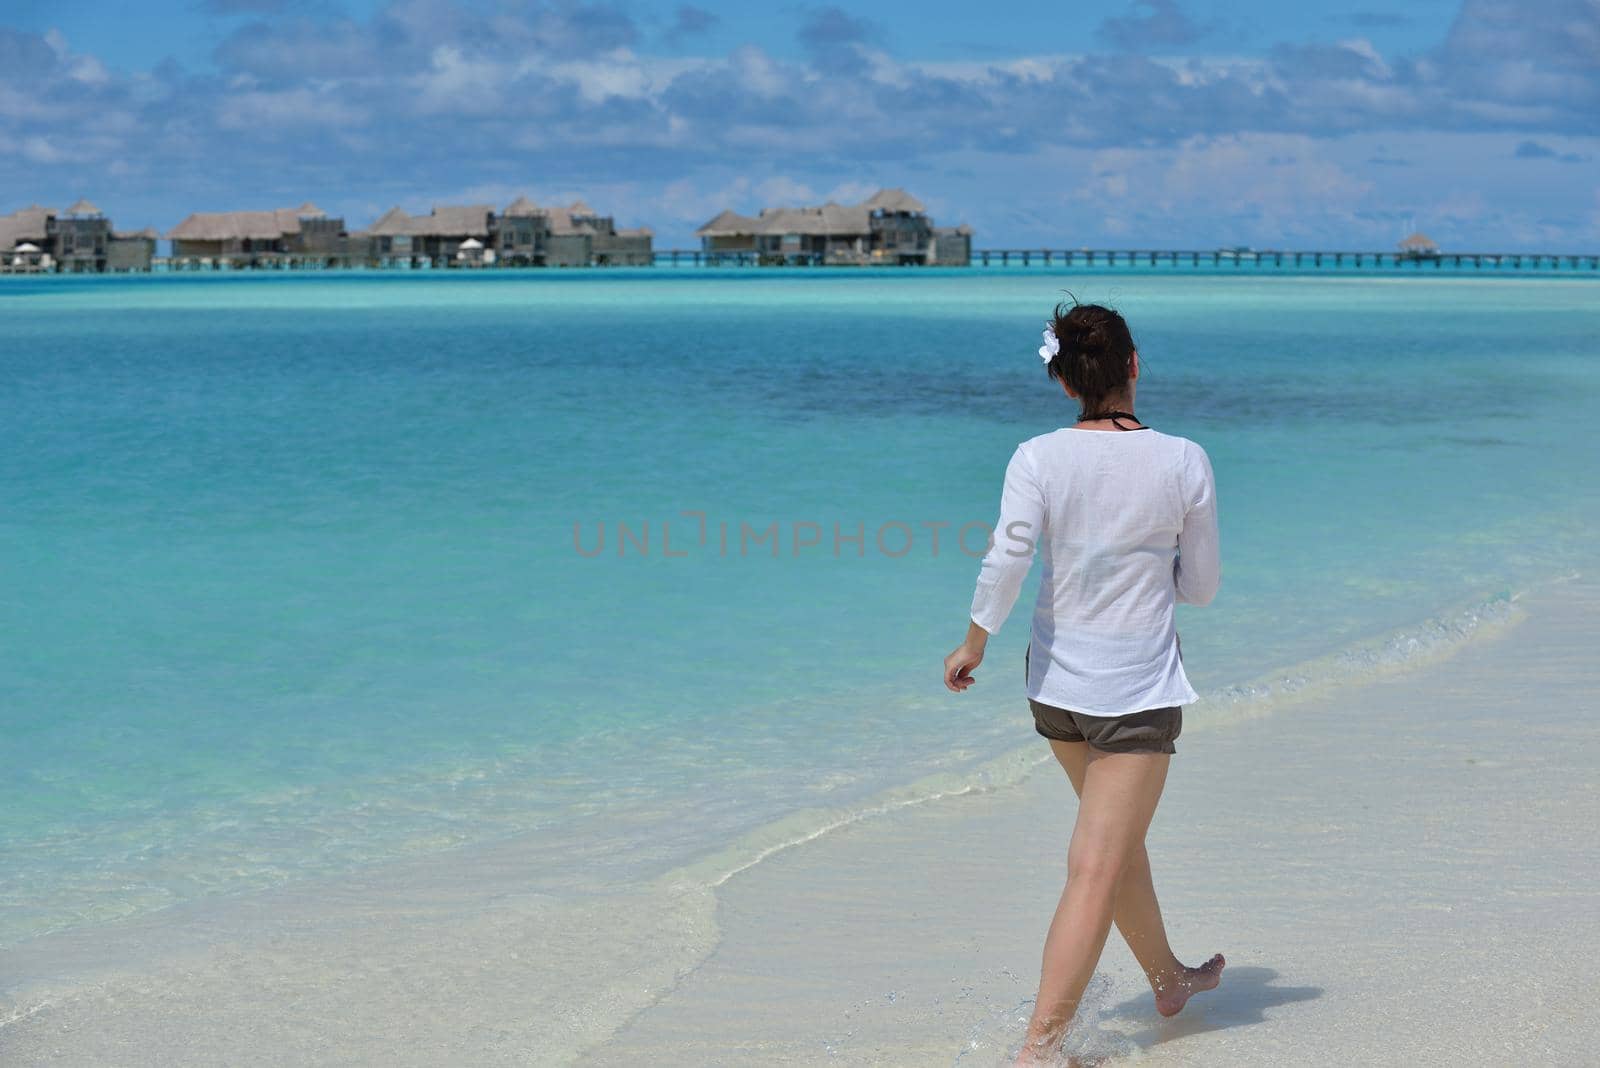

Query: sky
[1,0,1597,250]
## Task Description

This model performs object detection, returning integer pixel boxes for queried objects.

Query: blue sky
[2,0,1596,249]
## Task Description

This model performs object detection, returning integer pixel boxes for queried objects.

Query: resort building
[167,204,363,268]
[1,201,155,272]
[496,197,653,267]
[695,188,971,266]
[365,204,494,266]
[364,198,651,267]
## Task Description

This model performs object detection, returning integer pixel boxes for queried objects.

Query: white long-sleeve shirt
[968,427,1220,716]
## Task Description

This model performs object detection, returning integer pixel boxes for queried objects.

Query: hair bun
[1045,300,1136,416]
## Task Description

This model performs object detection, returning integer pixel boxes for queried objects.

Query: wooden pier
[965,248,1600,271]
[650,247,1600,271]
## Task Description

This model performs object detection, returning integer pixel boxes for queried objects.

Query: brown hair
[1044,298,1136,418]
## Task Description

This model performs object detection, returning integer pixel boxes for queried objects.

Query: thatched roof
[1398,232,1439,252]
[0,205,54,250]
[426,205,492,236]
[862,188,925,214]
[365,208,415,236]
[755,202,870,236]
[369,204,493,237]
[696,209,761,237]
[368,207,411,235]
[297,202,324,217]
[544,207,577,234]
[113,227,160,240]
[698,191,917,238]
[545,206,615,235]
[67,198,102,216]
[168,208,308,241]
[568,200,593,215]
[752,207,811,235]
[503,196,540,216]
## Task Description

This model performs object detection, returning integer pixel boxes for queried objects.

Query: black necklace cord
[1078,409,1148,431]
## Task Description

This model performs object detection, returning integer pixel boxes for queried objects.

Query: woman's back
[969,426,1218,716]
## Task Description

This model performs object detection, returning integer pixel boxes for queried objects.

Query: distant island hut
[696,210,762,255]
[368,203,493,264]
[168,207,319,264]
[694,188,970,265]
[1398,232,1440,258]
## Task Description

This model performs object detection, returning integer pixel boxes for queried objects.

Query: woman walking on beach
[943,301,1225,1064]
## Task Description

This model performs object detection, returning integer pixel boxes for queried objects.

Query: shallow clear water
[3,267,1596,947]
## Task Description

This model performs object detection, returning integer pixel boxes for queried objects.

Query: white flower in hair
[1038,325,1059,363]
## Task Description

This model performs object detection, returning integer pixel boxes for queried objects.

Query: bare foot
[1153,953,1225,1017]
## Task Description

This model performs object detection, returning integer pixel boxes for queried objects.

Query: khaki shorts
[1029,698,1182,754]
[1025,648,1182,755]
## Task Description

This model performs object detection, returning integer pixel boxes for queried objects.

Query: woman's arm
[945,445,1045,692]
[1175,442,1220,606]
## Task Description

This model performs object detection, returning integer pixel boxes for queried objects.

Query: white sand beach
[4,576,1597,1066]
[594,575,1600,1065]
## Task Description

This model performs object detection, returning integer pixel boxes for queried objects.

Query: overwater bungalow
[495,197,653,267]
[365,204,494,267]
[167,204,360,269]
[695,188,971,266]
[365,198,651,268]
[0,201,155,272]
[52,200,112,272]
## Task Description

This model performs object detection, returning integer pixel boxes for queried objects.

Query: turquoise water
[3,268,1597,947]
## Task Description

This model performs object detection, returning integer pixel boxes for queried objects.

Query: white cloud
[751,176,819,206]
[21,135,68,163]
[217,88,366,130]
[413,45,504,116]
[42,27,69,60]
[726,45,787,97]
[546,51,650,104]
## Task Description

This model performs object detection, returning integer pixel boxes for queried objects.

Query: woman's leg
[1019,748,1170,1062]
[1047,740,1225,1017]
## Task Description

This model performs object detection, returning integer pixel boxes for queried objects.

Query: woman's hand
[943,622,990,693]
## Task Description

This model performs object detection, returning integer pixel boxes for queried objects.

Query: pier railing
[649,248,1600,270]
[967,249,1599,270]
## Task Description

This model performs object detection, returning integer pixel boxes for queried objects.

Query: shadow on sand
[1108,965,1322,1051]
